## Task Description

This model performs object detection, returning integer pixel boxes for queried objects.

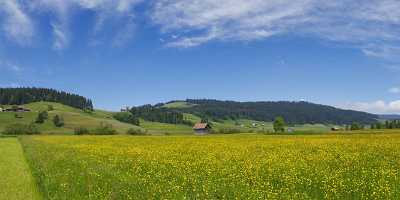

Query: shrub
[3,123,40,135]
[93,122,117,135]
[53,115,65,127]
[74,127,90,135]
[35,111,48,124]
[126,128,147,135]
[113,112,140,126]
[48,105,54,111]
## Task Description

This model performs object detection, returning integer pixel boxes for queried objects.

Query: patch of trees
[170,99,377,125]
[0,87,93,110]
[113,112,140,126]
[74,122,117,135]
[114,105,193,125]
[371,120,400,129]
[2,123,40,135]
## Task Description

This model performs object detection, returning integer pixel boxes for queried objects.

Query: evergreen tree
[0,87,93,110]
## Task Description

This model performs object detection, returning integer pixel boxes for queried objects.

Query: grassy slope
[0,102,140,134]
[20,134,400,199]
[162,101,196,108]
[0,138,40,200]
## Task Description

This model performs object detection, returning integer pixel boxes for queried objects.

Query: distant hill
[163,99,378,124]
[379,114,400,120]
[0,87,93,110]
[0,102,140,134]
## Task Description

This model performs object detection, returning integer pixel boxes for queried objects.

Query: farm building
[0,107,3,112]
[4,106,31,112]
[193,123,212,135]
[331,127,341,131]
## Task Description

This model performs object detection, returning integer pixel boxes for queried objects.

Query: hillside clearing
[0,138,40,200]
[21,134,400,199]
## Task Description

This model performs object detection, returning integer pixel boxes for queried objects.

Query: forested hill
[165,99,378,124]
[0,88,93,110]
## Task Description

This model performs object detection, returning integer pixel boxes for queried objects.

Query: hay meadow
[16,133,400,199]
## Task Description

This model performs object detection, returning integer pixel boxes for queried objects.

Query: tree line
[114,104,193,126]
[0,87,93,110]
[171,99,377,125]
[371,120,400,130]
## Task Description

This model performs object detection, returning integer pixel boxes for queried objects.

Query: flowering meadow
[20,134,400,199]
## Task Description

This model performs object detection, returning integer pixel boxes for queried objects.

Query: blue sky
[1,0,400,113]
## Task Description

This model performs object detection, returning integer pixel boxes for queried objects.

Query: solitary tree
[273,116,286,133]
[53,115,64,127]
[35,111,48,124]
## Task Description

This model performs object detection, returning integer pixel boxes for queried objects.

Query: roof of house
[193,123,210,130]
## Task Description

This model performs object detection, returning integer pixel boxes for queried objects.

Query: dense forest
[0,88,93,110]
[167,99,378,125]
[114,105,193,126]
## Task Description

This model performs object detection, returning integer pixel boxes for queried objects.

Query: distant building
[0,107,3,112]
[120,106,130,112]
[193,123,212,135]
[331,127,341,131]
[4,106,31,112]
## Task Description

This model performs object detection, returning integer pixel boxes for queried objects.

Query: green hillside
[163,101,196,109]
[0,102,140,134]
[0,101,334,135]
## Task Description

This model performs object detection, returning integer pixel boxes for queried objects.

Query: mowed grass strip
[21,134,400,199]
[0,138,41,200]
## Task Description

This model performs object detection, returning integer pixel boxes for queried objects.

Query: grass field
[0,138,40,200]
[20,133,400,199]
[0,102,140,134]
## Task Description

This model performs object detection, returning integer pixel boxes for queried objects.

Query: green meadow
[15,133,400,199]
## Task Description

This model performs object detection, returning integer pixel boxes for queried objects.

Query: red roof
[193,123,209,130]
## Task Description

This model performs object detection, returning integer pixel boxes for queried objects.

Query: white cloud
[341,100,400,114]
[1,0,400,59]
[1,0,143,49]
[150,0,400,58]
[0,83,21,88]
[389,87,400,94]
[0,0,34,44]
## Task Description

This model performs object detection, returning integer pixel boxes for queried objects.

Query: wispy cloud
[389,87,400,94]
[1,0,400,61]
[0,59,22,72]
[1,0,144,49]
[150,0,400,61]
[341,100,400,114]
[0,0,34,44]
[0,83,21,88]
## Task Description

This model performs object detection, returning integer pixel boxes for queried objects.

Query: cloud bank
[341,100,400,114]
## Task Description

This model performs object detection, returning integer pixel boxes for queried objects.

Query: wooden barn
[193,123,212,135]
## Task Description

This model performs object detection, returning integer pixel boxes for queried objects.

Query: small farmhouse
[4,106,31,112]
[193,123,212,135]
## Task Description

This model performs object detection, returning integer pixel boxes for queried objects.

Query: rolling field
[20,134,400,199]
[0,138,40,200]
[0,102,140,134]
